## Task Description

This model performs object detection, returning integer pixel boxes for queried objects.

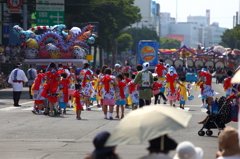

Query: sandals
[115,115,119,118]
[76,116,81,120]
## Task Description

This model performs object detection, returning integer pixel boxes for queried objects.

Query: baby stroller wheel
[206,130,213,136]
[198,130,205,136]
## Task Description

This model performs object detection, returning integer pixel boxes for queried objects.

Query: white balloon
[71,27,81,34]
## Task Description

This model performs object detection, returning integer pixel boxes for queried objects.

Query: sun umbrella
[231,69,240,83]
[105,105,192,146]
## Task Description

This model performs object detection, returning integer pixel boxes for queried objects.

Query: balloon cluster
[13,24,97,59]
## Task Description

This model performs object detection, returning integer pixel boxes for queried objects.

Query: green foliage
[159,37,181,49]
[121,27,159,54]
[220,25,240,49]
[117,33,133,53]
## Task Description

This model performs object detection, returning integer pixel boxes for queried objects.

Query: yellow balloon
[26,39,38,48]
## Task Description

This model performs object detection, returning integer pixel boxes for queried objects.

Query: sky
[156,0,239,29]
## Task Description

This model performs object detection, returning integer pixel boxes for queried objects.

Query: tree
[159,37,181,49]
[219,25,240,49]
[121,27,159,54]
[117,33,133,53]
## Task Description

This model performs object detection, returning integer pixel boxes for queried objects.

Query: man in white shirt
[27,66,37,99]
[8,63,28,106]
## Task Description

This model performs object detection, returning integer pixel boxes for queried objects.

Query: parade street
[0,82,238,159]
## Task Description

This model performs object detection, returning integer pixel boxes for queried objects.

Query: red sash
[152,82,162,91]
[129,82,137,94]
[125,66,130,72]
[101,75,113,93]
[125,78,131,84]
[156,64,166,77]
[81,70,91,87]
[166,74,178,94]
[32,73,45,90]
[118,81,126,99]
[224,77,232,90]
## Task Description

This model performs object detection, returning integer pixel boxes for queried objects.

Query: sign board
[7,0,22,9]
[3,25,10,38]
[151,1,156,14]
[138,41,159,67]
[7,0,22,14]
[36,0,65,26]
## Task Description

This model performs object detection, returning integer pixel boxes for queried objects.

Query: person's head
[173,141,203,159]
[58,63,63,68]
[136,64,143,71]
[131,74,136,80]
[218,126,240,156]
[227,70,233,76]
[126,63,129,66]
[179,76,186,82]
[117,74,124,82]
[159,59,164,63]
[92,131,117,158]
[75,83,81,90]
[61,73,67,79]
[147,135,177,154]
[16,62,22,69]
[104,68,112,75]
[96,69,101,75]
[123,73,129,79]
[206,96,213,105]
[154,77,158,81]
[115,64,121,70]
[50,62,56,69]
[101,65,108,74]
[83,63,90,69]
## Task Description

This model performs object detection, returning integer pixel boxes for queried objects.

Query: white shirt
[217,154,240,159]
[8,68,28,91]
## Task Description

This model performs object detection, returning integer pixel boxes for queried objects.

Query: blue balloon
[188,95,194,101]
[88,36,95,44]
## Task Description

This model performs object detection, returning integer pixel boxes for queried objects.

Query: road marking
[0,107,19,111]
[20,101,34,105]
[22,107,33,111]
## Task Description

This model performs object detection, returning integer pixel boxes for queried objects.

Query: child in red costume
[223,70,233,98]
[73,83,84,120]
[41,62,60,117]
[58,73,70,114]
[123,73,131,108]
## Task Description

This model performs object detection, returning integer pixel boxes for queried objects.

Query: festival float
[158,45,233,69]
[13,24,97,68]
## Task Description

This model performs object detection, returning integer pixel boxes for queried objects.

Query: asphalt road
[0,82,238,159]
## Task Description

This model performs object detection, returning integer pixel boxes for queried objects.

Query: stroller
[198,96,232,136]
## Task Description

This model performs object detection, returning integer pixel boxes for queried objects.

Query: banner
[138,41,158,67]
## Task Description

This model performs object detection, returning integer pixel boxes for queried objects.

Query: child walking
[178,76,191,109]
[73,83,84,120]
[152,77,167,105]
[116,74,127,119]
[58,73,70,114]
[128,74,139,110]
[123,73,131,108]
[223,70,233,97]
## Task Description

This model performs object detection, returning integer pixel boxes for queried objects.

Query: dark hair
[227,70,233,76]
[94,152,120,159]
[101,65,108,74]
[75,83,81,90]
[126,63,129,66]
[96,69,101,75]
[206,96,213,103]
[50,62,56,68]
[136,64,143,71]
[131,74,136,79]
[117,74,124,80]
[58,63,63,67]
[123,73,129,78]
[61,73,67,79]
[104,68,112,75]
[83,63,90,69]
[179,76,186,82]
[154,77,158,81]
[159,59,164,62]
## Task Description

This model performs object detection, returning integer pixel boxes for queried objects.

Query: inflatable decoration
[213,45,226,54]
[13,24,97,59]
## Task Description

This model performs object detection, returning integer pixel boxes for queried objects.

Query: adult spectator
[216,126,240,159]
[85,131,119,159]
[27,66,37,99]
[139,135,177,159]
[173,141,203,159]
[5,44,10,62]
[8,62,28,106]
[112,64,122,76]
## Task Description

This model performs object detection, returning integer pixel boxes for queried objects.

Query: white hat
[142,62,150,71]
[115,64,121,67]
[173,141,203,159]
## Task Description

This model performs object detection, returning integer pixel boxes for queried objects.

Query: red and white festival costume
[73,89,84,110]
[101,74,116,105]
[123,66,131,73]
[42,70,60,102]
[155,62,167,82]
[165,67,179,100]
[223,76,233,97]
[80,68,93,96]
[59,78,70,104]
[128,80,139,104]
[199,69,216,99]
[32,73,45,104]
